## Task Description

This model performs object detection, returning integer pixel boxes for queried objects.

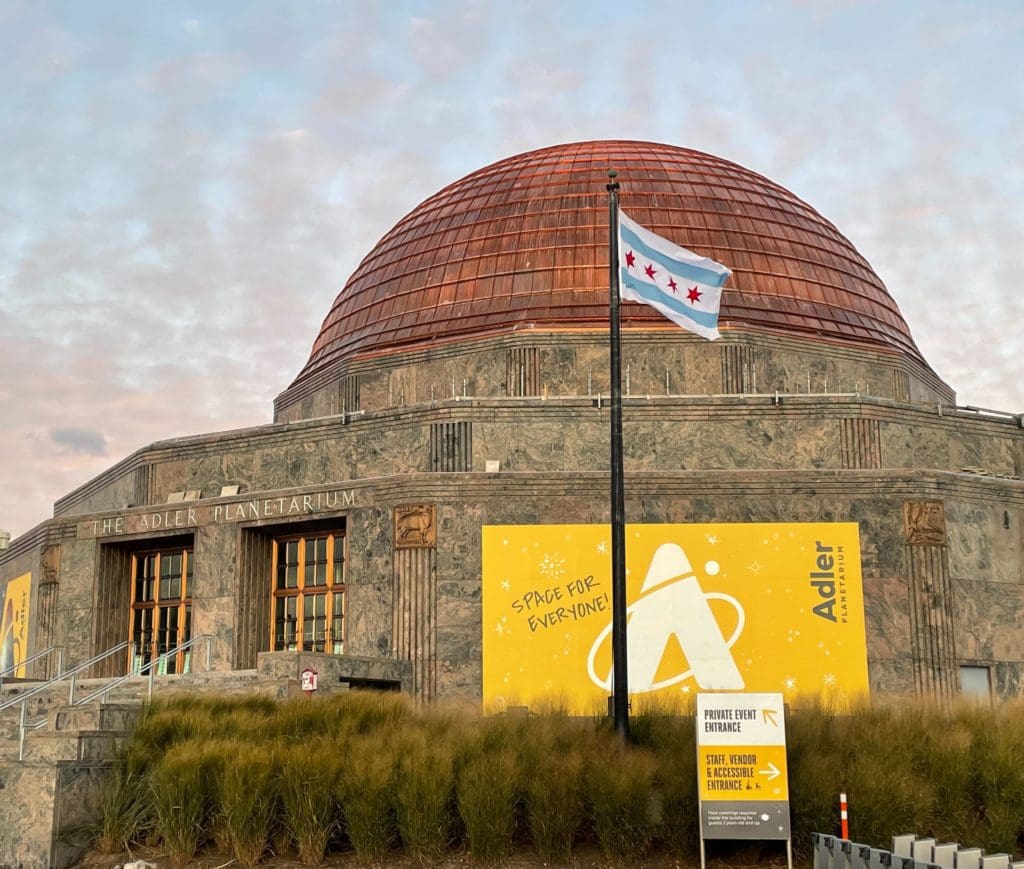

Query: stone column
[392,505,437,700]
[903,500,959,698]
[190,523,240,672]
[35,545,61,678]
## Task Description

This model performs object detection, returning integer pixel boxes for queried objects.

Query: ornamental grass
[335,732,396,859]
[216,744,280,867]
[587,742,658,862]
[391,728,456,860]
[95,693,1024,865]
[148,741,213,865]
[278,740,340,864]
[456,744,520,860]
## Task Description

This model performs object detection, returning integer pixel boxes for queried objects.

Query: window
[960,665,992,701]
[130,546,193,674]
[271,531,346,653]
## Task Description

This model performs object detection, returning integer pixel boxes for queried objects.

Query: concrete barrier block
[955,849,982,869]
[893,835,917,858]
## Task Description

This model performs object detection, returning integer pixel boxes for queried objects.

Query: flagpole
[607,169,629,740]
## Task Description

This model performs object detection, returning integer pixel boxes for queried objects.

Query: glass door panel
[130,546,193,675]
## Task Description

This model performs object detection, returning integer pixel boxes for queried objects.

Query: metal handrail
[74,634,212,707]
[11,635,212,760]
[6,639,128,760]
[0,645,63,688]
[18,701,50,760]
[0,641,130,712]
[67,642,133,705]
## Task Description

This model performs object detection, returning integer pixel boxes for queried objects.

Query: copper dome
[292,140,923,386]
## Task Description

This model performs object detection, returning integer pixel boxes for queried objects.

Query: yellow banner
[1,572,31,678]
[482,523,868,712]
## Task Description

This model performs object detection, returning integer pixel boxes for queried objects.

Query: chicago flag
[618,209,730,341]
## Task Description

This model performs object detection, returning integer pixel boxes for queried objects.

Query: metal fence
[812,833,1023,869]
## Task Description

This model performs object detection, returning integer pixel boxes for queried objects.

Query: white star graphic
[747,561,763,575]
[500,579,510,591]
[597,541,608,554]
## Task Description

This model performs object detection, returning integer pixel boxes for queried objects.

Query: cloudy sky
[2,0,1022,538]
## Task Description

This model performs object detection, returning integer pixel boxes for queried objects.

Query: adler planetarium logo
[586,542,745,693]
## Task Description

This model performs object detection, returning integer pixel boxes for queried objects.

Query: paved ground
[75,842,794,868]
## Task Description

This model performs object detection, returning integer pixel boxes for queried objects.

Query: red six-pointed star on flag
[625,250,636,268]
[667,277,678,293]
[644,264,657,279]
[687,286,702,304]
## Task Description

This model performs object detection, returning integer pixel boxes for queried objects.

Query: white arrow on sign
[758,763,781,781]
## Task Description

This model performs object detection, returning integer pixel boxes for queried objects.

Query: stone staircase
[0,651,410,868]
[0,670,272,869]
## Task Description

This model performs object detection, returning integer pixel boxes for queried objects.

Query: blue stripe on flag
[621,269,720,328]
[619,223,727,287]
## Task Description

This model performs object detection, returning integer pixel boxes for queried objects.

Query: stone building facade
[2,141,1022,703]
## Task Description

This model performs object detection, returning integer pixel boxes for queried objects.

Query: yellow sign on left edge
[1,572,31,678]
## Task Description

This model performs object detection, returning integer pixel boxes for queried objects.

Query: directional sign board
[696,692,790,841]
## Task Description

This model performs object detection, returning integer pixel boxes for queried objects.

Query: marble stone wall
[422,475,1023,703]
[947,498,1024,698]
[51,390,1020,528]
[344,504,398,659]
[0,758,114,869]
[57,537,107,671]
[274,329,955,423]
[6,466,1024,703]
[5,320,1020,706]
[192,523,239,671]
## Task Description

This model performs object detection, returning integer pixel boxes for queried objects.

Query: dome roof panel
[290,140,926,387]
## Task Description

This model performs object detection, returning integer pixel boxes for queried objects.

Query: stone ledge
[257,651,413,696]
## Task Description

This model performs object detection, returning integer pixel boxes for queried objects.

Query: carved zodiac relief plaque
[395,504,436,549]
[903,500,946,545]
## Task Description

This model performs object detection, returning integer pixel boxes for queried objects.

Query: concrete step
[2,730,127,762]
[1,668,264,710]
[0,696,60,740]
[0,667,289,869]
[50,702,141,733]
